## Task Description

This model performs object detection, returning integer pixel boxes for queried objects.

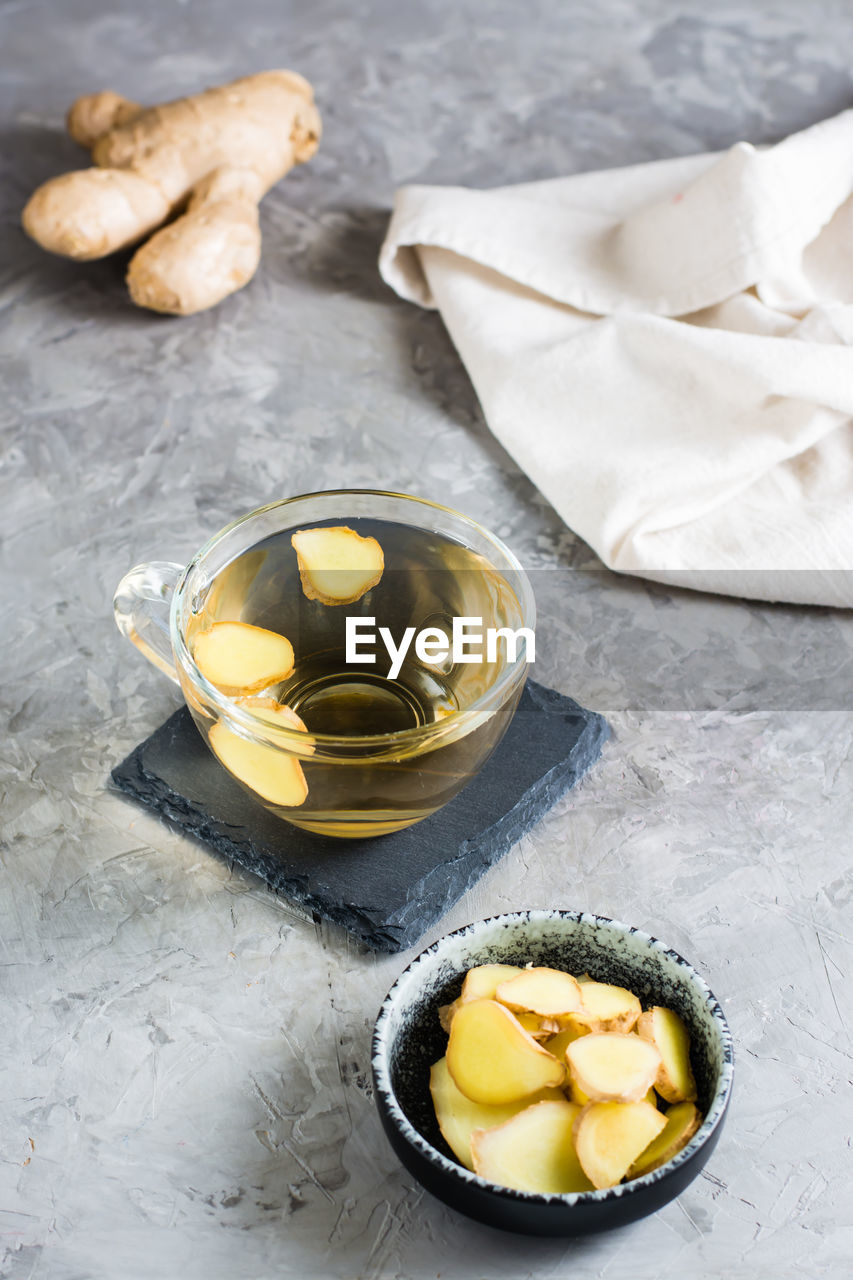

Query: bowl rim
[371,908,734,1207]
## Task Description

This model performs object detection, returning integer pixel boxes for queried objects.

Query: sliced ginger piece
[291,525,384,606]
[568,1079,591,1106]
[471,1099,594,1195]
[460,963,524,1002]
[236,696,315,752]
[208,702,310,807]
[567,1032,661,1103]
[514,1012,562,1040]
[574,1101,667,1189]
[193,621,294,694]
[429,1057,563,1171]
[569,1080,658,1108]
[495,967,583,1018]
[438,1000,460,1034]
[514,1011,543,1036]
[543,1020,590,1064]
[438,966,523,1033]
[446,999,565,1105]
[628,1101,702,1178]
[636,1007,698,1103]
[574,982,642,1033]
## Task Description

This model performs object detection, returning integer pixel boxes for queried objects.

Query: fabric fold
[380,109,853,606]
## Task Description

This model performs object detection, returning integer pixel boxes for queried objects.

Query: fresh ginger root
[22,71,320,315]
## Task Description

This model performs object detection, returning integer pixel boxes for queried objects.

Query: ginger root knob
[22,70,321,315]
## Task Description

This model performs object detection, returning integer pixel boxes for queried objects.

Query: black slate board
[110,680,609,953]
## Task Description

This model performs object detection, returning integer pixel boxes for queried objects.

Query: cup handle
[113,561,183,685]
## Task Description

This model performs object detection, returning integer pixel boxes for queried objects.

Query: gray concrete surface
[1,1,851,1276]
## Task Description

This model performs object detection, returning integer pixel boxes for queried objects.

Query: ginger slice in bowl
[193,621,295,694]
[446,999,566,1105]
[573,981,642,1033]
[439,964,525,1032]
[542,1019,590,1065]
[429,1057,563,1171]
[628,1100,702,1177]
[566,1032,661,1103]
[291,525,384,606]
[471,1099,594,1195]
[461,963,524,1002]
[495,967,583,1018]
[208,698,311,807]
[573,1101,667,1189]
[437,1000,460,1034]
[636,1007,698,1103]
[567,1074,656,1110]
[514,1012,562,1040]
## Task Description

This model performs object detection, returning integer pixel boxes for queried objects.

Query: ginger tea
[187,517,530,837]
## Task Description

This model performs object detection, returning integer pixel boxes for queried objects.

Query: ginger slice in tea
[291,525,384,606]
[193,621,295,694]
[208,698,311,807]
[236,696,315,753]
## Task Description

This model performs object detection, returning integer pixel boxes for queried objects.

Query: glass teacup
[114,490,535,838]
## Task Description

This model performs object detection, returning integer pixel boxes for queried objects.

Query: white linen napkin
[379,111,853,607]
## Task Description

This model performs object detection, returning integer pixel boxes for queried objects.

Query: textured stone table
[2,2,851,1277]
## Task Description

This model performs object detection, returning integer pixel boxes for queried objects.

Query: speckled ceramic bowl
[371,909,733,1236]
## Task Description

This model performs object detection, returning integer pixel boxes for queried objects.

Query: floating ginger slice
[291,525,384,606]
[628,1101,702,1177]
[471,1099,594,1194]
[574,1101,667,1189]
[566,1032,661,1103]
[495,967,583,1018]
[446,999,565,1105]
[234,696,315,753]
[193,621,295,694]
[573,982,642,1033]
[636,1007,698,1103]
[208,698,311,808]
[429,1057,563,1171]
